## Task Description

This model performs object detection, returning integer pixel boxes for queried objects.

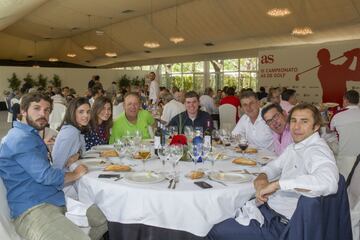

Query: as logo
[260,55,274,64]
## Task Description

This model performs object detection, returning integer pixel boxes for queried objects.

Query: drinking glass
[169,145,183,176]
[188,143,202,171]
[114,138,127,163]
[238,137,249,156]
[212,129,221,144]
[133,130,142,145]
[184,126,194,144]
[138,144,151,171]
[158,145,170,171]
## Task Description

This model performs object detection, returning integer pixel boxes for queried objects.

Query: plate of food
[91,145,115,151]
[100,150,119,158]
[232,157,257,166]
[256,155,276,165]
[124,172,165,184]
[80,158,111,170]
[234,147,258,154]
[208,172,253,183]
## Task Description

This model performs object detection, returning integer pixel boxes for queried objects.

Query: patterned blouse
[84,124,109,151]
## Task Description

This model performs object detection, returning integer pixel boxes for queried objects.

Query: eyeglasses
[265,112,281,126]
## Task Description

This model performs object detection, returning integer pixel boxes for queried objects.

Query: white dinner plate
[208,172,253,183]
[91,145,114,151]
[256,155,276,165]
[124,172,165,184]
[82,152,100,158]
[80,158,110,170]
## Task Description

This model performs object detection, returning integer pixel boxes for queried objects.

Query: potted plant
[37,74,48,89]
[50,74,61,88]
[7,73,21,91]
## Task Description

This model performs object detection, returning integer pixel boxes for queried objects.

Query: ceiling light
[204,42,214,47]
[48,57,59,62]
[292,27,313,36]
[144,41,160,48]
[267,8,291,17]
[169,36,185,44]
[83,45,97,51]
[105,52,117,57]
[96,30,104,36]
[67,53,76,58]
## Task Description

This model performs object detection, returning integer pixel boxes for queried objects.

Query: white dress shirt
[261,132,339,219]
[161,99,185,124]
[330,105,360,156]
[199,95,218,114]
[232,111,274,151]
[149,80,160,104]
[51,94,66,105]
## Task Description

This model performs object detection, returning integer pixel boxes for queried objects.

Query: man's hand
[64,164,88,184]
[65,153,80,168]
[257,181,280,203]
[254,173,270,205]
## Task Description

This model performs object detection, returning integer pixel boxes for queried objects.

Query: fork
[114,176,123,181]
[172,177,179,189]
[168,178,174,188]
[208,177,227,186]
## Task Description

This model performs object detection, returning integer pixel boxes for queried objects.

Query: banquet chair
[336,155,357,179]
[346,154,360,240]
[280,175,352,240]
[219,104,236,131]
[49,102,66,130]
[0,177,24,240]
[4,97,13,123]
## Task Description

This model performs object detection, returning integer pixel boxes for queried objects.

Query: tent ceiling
[0,0,359,67]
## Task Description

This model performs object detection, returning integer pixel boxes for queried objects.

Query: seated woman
[85,96,113,151]
[52,97,90,170]
[52,97,107,240]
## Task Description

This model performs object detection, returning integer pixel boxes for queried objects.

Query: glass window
[240,58,257,71]
[171,63,181,73]
[193,74,204,92]
[182,74,194,91]
[194,62,204,73]
[209,60,223,73]
[224,72,239,89]
[224,59,238,71]
[182,62,193,73]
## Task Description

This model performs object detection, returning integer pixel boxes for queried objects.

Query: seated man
[161,91,185,124]
[261,104,293,155]
[232,91,274,151]
[208,103,339,240]
[280,89,297,114]
[0,92,90,240]
[168,91,213,133]
[330,90,360,156]
[110,92,155,142]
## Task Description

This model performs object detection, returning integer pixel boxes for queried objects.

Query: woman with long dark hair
[52,97,90,170]
[85,96,113,150]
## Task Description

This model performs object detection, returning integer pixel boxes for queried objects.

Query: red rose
[170,134,187,145]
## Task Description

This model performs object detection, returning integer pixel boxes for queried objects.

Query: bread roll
[232,157,257,166]
[104,165,131,172]
[100,150,119,157]
[244,148,257,154]
[189,171,205,179]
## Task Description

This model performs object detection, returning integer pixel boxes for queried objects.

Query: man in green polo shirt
[110,92,155,143]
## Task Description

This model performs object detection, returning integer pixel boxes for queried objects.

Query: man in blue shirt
[0,92,90,240]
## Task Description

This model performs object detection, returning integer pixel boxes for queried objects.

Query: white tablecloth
[77,148,274,236]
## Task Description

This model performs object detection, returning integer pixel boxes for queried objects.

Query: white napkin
[65,196,91,227]
[234,199,264,226]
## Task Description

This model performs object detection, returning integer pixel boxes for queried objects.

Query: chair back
[49,103,67,130]
[281,175,352,240]
[347,155,360,240]
[219,104,236,131]
[0,177,23,240]
[337,122,360,156]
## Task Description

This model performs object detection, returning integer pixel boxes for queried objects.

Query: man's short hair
[344,90,359,104]
[288,103,323,128]
[261,103,284,120]
[162,93,173,103]
[20,92,53,113]
[184,91,199,100]
[94,75,100,81]
[204,87,213,96]
[226,87,236,96]
[124,92,141,102]
[91,85,103,96]
[281,89,296,101]
[240,90,257,100]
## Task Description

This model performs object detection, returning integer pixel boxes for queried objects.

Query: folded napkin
[235,199,264,226]
[64,185,92,227]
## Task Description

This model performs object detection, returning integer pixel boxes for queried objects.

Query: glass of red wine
[238,137,248,156]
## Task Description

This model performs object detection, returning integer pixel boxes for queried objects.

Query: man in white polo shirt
[232,90,274,151]
[330,90,360,156]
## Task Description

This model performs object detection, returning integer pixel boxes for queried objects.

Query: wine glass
[184,126,194,144]
[133,130,142,145]
[158,145,170,171]
[138,144,151,171]
[238,137,249,156]
[212,130,221,144]
[114,138,126,163]
[169,145,183,176]
[188,143,202,171]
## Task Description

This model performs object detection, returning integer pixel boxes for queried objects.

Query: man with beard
[0,92,90,240]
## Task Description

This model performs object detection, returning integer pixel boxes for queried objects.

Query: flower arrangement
[169,134,187,146]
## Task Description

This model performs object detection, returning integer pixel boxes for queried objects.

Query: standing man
[0,92,90,240]
[208,103,339,240]
[330,90,360,156]
[232,91,274,151]
[148,71,160,104]
[261,104,293,155]
[168,91,213,133]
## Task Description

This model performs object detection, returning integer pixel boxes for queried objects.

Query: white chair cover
[49,103,66,130]
[336,121,360,156]
[112,102,124,120]
[0,177,24,240]
[347,155,360,240]
[336,155,357,179]
[219,104,236,131]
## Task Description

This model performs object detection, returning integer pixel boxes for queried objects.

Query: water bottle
[192,130,203,163]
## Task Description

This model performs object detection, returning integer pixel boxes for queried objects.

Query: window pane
[194,62,204,72]
[240,72,252,89]
[171,63,181,73]
[133,66,141,70]
[193,74,204,92]
[182,74,194,91]
[171,74,182,90]
[224,59,238,71]
[209,60,223,73]
[142,65,150,71]
[182,62,193,73]
[240,58,258,71]
[224,72,239,89]
[210,73,223,90]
